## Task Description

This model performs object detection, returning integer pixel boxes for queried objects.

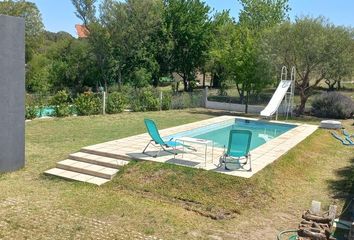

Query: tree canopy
[4,0,352,115]
[0,0,44,62]
[268,17,354,114]
[164,0,212,91]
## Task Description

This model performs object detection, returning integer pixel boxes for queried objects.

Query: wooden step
[44,168,110,186]
[80,148,131,161]
[69,152,129,169]
[56,159,118,180]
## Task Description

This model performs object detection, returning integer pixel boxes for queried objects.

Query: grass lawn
[0,109,353,239]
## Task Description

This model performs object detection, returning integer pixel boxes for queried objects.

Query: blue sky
[30,0,354,37]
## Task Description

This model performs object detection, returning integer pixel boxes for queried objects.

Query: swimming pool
[168,118,296,150]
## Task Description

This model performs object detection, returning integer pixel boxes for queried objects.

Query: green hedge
[75,92,102,116]
[50,90,71,117]
[131,88,160,112]
[107,92,126,114]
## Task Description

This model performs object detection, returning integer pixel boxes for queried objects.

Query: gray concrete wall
[0,15,25,172]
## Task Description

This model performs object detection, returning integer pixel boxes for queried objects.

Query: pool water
[168,118,296,150]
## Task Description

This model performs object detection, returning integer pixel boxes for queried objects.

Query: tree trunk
[202,70,206,88]
[337,80,341,90]
[245,91,249,114]
[297,93,308,116]
[118,68,122,87]
[183,80,188,92]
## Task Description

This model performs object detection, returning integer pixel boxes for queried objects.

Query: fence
[204,87,291,114]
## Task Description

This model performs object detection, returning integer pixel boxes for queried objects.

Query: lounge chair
[220,129,252,171]
[143,119,195,158]
[331,131,354,146]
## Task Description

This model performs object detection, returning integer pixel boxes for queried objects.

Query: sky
[29,0,354,37]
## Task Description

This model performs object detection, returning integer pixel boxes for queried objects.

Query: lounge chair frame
[142,139,177,158]
[220,129,253,172]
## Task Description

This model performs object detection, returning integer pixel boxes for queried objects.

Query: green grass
[1,109,353,239]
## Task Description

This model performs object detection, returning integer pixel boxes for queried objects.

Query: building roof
[75,24,89,38]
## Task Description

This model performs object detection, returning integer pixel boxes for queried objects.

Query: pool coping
[81,116,318,178]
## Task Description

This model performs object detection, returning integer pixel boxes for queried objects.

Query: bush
[107,92,126,114]
[311,92,354,119]
[131,88,160,112]
[75,92,102,116]
[171,91,204,109]
[25,104,38,120]
[50,90,71,117]
[161,92,172,110]
[130,68,152,88]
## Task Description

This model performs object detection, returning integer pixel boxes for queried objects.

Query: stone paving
[0,197,161,240]
[81,116,318,178]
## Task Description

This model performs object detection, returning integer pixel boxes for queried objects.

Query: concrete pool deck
[45,116,318,184]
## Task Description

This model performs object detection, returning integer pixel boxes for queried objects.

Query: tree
[323,30,354,91]
[208,11,235,92]
[229,26,273,112]
[0,0,44,62]
[74,0,166,89]
[268,17,354,114]
[164,0,212,91]
[26,53,51,93]
[46,38,98,93]
[71,0,97,26]
[238,0,290,32]
[87,22,118,91]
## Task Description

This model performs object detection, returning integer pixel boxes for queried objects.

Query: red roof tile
[75,24,89,38]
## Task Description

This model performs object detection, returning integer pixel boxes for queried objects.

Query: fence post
[160,91,163,111]
[102,91,106,115]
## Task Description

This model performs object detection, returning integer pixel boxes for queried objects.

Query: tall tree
[0,0,44,62]
[71,0,97,26]
[238,0,290,32]
[164,0,212,91]
[268,17,354,114]
[208,11,235,91]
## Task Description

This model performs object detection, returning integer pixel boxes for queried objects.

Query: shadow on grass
[327,157,354,239]
[327,157,354,200]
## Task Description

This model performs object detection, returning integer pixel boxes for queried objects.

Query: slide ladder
[260,66,295,120]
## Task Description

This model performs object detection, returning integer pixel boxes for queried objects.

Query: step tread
[44,168,110,186]
[69,152,129,168]
[80,148,131,161]
[57,159,118,179]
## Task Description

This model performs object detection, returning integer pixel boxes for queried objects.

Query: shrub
[171,91,204,109]
[311,92,354,119]
[75,92,102,116]
[107,92,126,114]
[161,92,172,110]
[50,90,71,117]
[130,68,152,88]
[25,104,38,120]
[131,88,160,112]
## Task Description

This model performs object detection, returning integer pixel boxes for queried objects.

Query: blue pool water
[168,118,296,150]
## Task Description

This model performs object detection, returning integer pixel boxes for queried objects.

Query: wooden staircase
[45,151,130,186]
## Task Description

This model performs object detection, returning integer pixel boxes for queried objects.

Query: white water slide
[260,66,295,119]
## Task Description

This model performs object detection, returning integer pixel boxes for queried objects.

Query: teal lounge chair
[143,119,195,158]
[331,131,354,146]
[220,129,252,171]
